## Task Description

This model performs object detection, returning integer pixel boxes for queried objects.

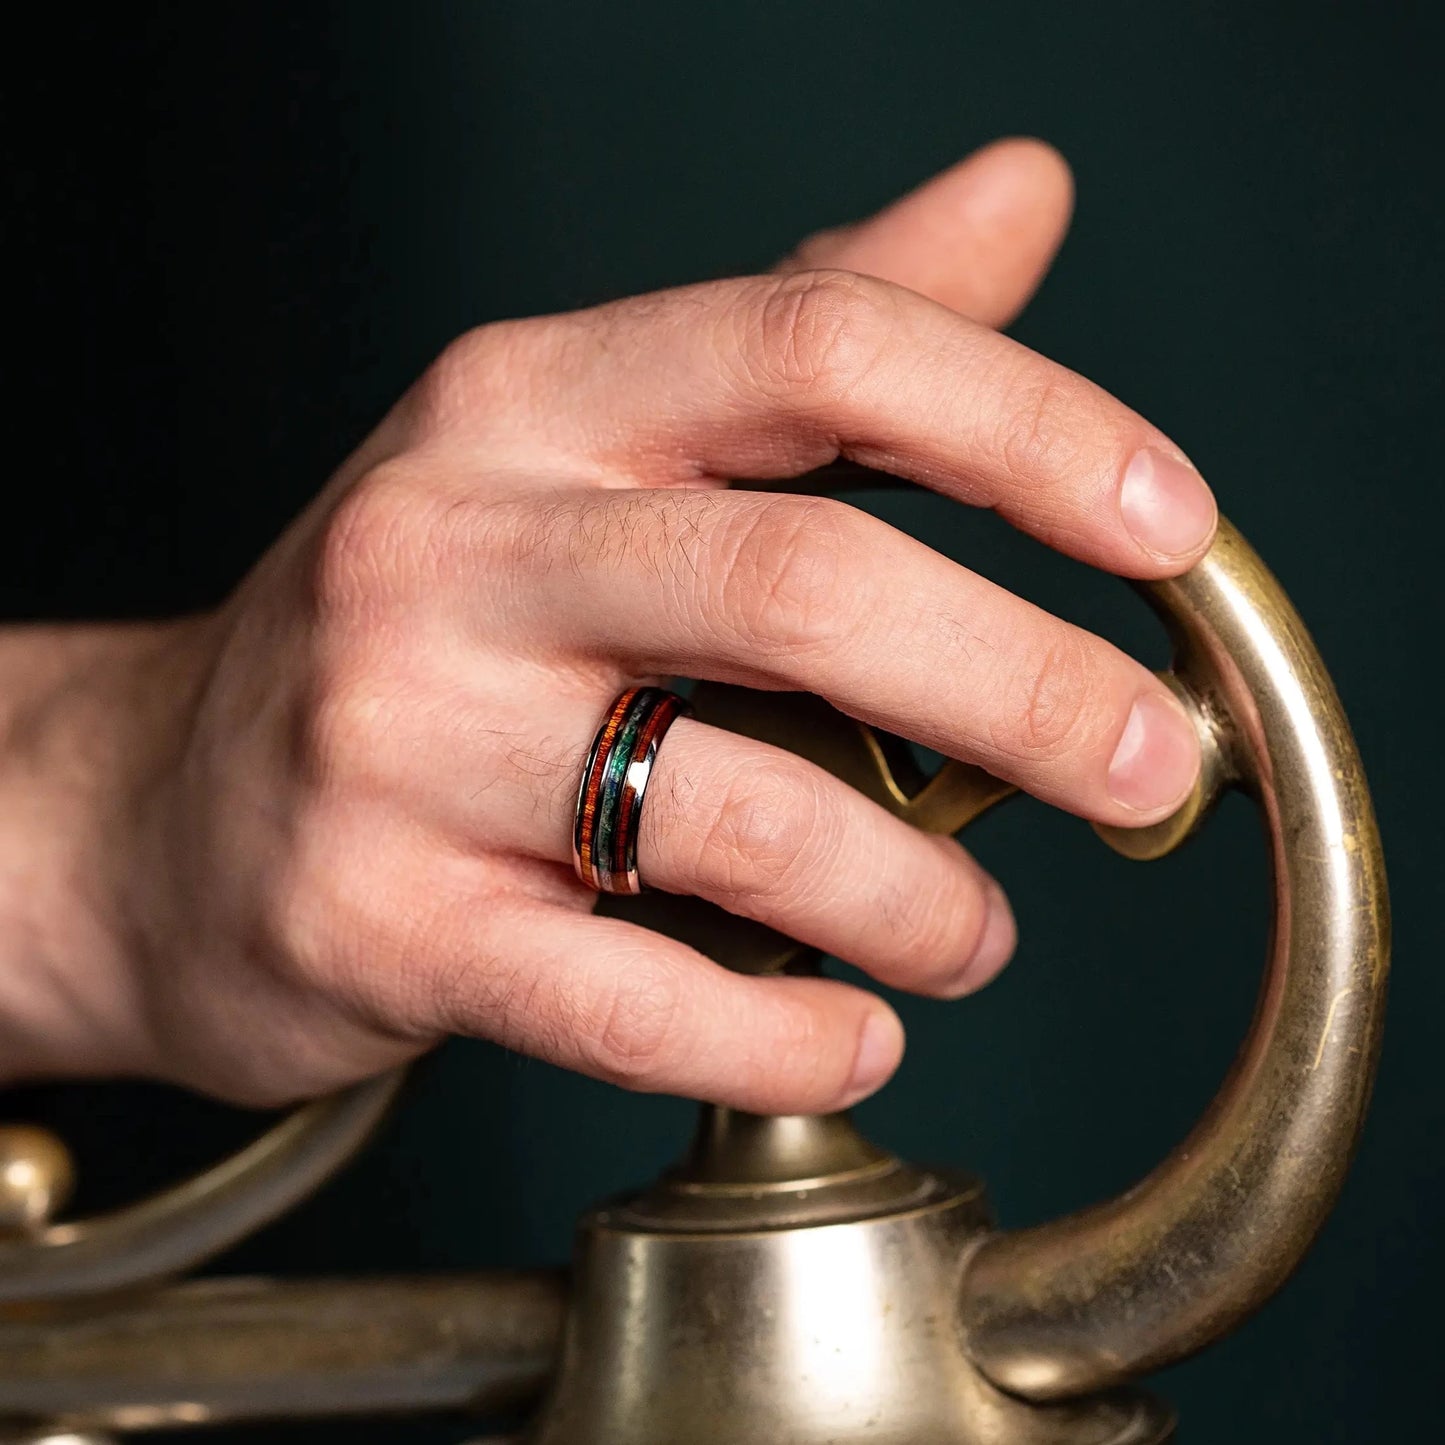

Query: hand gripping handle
[956,518,1389,1398]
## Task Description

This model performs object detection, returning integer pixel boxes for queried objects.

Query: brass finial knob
[0,1125,75,1233]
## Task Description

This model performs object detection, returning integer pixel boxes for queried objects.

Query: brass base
[523,1111,1176,1445]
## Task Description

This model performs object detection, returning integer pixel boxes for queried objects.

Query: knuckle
[313,466,501,624]
[301,664,393,789]
[740,268,892,398]
[577,969,683,1088]
[312,468,417,620]
[995,368,1095,483]
[692,760,823,902]
[714,496,860,658]
[410,321,519,433]
[996,632,1098,761]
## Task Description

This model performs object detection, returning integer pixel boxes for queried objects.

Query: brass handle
[0,1070,404,1302]
[956,518,1390,1398]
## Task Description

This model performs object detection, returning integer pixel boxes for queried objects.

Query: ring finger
[469,703,1016,1000]
[636,716,1016,997]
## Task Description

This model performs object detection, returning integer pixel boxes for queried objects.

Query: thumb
[779,137,1074,329]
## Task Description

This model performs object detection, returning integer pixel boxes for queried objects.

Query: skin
[0,140,1216,1114]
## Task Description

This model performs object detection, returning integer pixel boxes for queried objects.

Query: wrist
[0,619,210,1083]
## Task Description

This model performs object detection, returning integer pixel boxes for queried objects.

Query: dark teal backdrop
[3,4,1439,1441]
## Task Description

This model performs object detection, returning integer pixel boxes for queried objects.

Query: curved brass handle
[0,1069,405,1302]
[957,518,1390,1398]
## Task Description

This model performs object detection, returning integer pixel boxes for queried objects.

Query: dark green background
[3,3,1439,1441]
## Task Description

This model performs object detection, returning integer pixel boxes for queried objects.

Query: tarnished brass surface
[528,1184,1172,1445]
[612,1108,975,1232]
[0,1129,74,1235]
[957,520,1390,1397]
[0,1072,404,1302]
[0,1274,563,1431]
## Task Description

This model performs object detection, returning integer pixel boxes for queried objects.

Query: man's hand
[0,141,1214,1112]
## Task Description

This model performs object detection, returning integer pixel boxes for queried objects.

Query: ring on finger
[573,685,692,895]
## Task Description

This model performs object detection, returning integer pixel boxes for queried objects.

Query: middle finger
[499,486,1199,825]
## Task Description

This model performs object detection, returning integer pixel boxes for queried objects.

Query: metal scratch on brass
[1311,986,1355,1070]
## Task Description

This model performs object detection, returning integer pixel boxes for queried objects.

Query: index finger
[477,269,1216,579]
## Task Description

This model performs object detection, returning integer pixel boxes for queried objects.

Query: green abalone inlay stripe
[593,688,656,886]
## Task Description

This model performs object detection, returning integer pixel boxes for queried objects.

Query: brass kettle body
[0,517,1389,1444]
[530,1109,1171,1445]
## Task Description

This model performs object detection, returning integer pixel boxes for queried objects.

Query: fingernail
[942,882,1017,996]
[1107,692,1200,813]
[1120,447,1217,560]
[843,1007,905,1105]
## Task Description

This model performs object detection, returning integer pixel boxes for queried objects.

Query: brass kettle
[0,515,1389,1444]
